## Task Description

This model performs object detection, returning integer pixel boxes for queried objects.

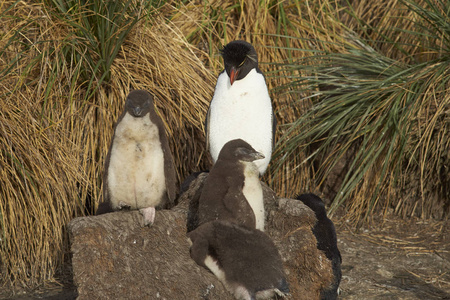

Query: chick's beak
[252,152,265,161]
[133,106,142,117]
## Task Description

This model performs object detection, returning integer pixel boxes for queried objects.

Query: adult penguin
[206,40,276,175]
[97,90,178,226]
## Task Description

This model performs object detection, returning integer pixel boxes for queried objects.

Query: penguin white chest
[107,113,166,210]
[209,69,273,174]
[242,162,265,231]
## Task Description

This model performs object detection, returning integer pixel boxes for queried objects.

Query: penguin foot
[139,207,156,226]
[118,201,131,210]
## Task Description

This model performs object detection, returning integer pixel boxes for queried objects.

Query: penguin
[198,139,265,231]
[296,193,342,300]
[97,90,178,226]
[206,40,276,175]
[188,220,289,300]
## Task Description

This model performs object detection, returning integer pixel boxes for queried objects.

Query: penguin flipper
[205,105,211,152]
[187,226,211,270]
[272,109,277,149]
[163,147,178,205]
[156,116,178,206]
[222,180,256,228]
[221,180,237,213]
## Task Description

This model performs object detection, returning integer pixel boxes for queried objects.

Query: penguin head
[125,90,153,118]
[295,193,327,217]
[220,40,258,85]
[218,139,265,163]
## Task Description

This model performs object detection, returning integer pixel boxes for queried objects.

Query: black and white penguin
[97,90,178,226]
[206,40,276,175]
[296,193,342,300]
[198,139,265,231]
[188,220,289,300]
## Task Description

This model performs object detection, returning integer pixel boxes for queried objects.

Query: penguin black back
[296,193,341,300]
[188,220,289,300]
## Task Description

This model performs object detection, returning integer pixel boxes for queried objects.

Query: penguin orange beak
[230,67,238,85]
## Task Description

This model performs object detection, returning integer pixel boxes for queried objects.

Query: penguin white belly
[242,162,265,231]
[209,69,273,174]
[107,114,166,210]
[204,255,226,282]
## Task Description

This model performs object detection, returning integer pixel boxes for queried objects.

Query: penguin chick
[97,90,178,226]
[296,193,342,300]
[188,220,289,300]
[206,40,276,175]
[198,139,265,231]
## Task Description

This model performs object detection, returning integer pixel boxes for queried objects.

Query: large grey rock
[69,173,333,299]
[69,209,230,300]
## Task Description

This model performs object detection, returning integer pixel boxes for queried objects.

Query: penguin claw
[139,207,156,227]
[118,201,131,210]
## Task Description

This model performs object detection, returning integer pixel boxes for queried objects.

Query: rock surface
[69,173,333,299]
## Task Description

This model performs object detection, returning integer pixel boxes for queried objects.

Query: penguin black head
[220,40,258,85]
[218,139,265,163]
[295,193,338,258]
[297,193,327,217]
[125,90,154,117]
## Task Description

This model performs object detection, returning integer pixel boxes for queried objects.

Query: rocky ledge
[69,173,333,299]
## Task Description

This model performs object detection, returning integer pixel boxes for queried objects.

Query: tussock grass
[1,0,88,287]
[341,0,448,63]
[274,0,450,222]
[0,0,214,288]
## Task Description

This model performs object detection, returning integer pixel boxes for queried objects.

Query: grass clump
[0,0,214,288]
[274,0,450,222]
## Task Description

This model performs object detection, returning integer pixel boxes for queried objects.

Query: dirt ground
[335,212,450,300]
[1,212,449,300]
